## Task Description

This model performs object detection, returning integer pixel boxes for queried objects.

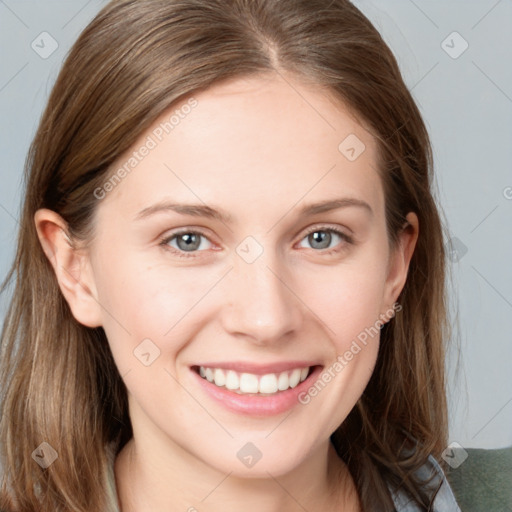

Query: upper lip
[192,361,322,375]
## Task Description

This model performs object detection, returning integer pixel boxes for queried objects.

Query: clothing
[106,442,461,511]
[388,454,462,511]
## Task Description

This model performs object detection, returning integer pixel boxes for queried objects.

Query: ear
[34,209,102,328]
[382,212,419,310]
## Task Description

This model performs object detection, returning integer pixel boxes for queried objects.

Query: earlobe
[383,212,419,309]
[34,209,103,328]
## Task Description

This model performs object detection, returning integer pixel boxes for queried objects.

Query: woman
[0,0,461,510]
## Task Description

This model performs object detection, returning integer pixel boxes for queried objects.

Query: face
[46,73,415,478]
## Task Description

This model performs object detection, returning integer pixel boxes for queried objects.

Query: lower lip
[190,365,323,416]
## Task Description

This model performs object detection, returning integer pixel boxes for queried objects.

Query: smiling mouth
[191,365,318,396]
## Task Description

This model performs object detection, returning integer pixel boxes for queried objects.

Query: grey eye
[165,232,212,253]
[298,230,343,250]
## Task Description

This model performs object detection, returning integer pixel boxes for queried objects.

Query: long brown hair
[0,0,448,510]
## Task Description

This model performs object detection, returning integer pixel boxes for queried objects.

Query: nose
[218,252,304,346]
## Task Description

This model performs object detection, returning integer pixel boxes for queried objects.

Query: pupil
[178,233,199,251]
[310,231,330,249]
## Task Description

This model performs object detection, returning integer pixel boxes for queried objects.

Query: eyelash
[158,225,354,259]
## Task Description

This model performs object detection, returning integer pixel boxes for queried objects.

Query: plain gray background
[0,0,511,451]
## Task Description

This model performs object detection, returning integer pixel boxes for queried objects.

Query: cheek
[93,258,217,371]
[281,265,387,440]
[298,258,388,347]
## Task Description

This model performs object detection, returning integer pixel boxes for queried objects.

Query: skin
[35,71,418,512]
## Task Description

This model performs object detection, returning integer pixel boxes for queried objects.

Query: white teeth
[289,368,301,388]
[259,373,278,394]
[213,368,226,387]
[225,370,239,390]
[240,373,259,393]
[197,365,312,395]
[277,371,289,391]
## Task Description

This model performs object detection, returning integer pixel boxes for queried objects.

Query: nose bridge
[219,245,303,344]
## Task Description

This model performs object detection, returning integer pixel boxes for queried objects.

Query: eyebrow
[134,197,373,223]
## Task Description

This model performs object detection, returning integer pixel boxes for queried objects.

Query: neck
[114,436,360,512]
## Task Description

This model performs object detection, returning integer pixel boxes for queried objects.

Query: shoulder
[389,454,462,511]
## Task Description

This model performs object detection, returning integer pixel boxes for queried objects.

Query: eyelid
[300,223,353,240]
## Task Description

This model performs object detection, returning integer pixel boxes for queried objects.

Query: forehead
[99,72,383,221]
